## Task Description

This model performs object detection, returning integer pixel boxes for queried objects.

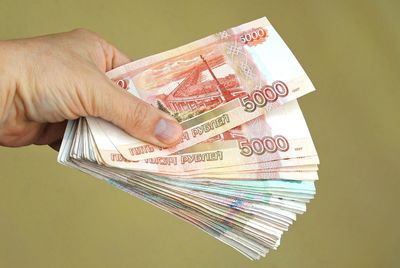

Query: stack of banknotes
[58,17,319,260]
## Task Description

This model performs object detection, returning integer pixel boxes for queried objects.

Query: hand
[0,29,183,150]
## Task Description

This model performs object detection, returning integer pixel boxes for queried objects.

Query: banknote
[87,100,318,173]
[88,119,318,180]
[65,117,317,180]
[94,17,315,161]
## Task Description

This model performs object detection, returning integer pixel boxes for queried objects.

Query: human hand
[0,29,183,150]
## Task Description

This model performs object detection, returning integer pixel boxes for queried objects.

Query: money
[93,17,315,161]
[57,17,319,260]
[87,100,318,174]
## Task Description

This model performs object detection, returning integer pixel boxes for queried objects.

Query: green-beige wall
[1,0,399,267]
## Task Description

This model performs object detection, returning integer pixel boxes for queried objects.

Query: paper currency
[57,17,319,260]
[93,17,315,161]
[88,100,318,174]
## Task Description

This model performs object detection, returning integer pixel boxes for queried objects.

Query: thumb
[91,76,183,148]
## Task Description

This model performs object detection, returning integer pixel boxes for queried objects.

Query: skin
[0,29,183,150]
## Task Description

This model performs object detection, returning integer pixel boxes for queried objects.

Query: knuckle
[71,28,90,35]
[71,28,101,41]
[129,101,151,131]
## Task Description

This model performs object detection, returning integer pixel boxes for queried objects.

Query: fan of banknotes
[58,17,319,260]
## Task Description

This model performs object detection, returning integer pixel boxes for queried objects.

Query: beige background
[1,0,399,267]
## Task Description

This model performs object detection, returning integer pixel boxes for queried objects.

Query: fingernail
[154,119,182,145]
